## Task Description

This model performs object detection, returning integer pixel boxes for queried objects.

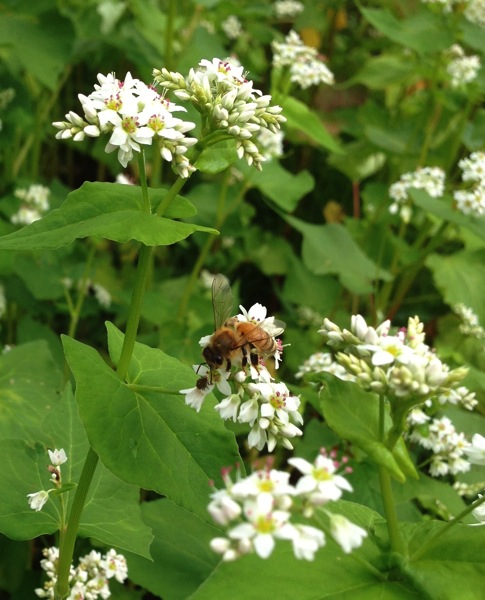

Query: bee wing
[212,274,233,329]
[269,318,286,338]
[235,323,272,348]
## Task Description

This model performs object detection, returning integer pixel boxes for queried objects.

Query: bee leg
[226,359,232,371]
[250,351,259,367]
[241,345,248,368]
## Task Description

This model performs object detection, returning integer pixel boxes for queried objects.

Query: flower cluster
[53,72,197,175]
[221,15,243,39]
[407,413,471,477]
[453,151,485,217]
[180,302,302,452]
[208,451,366,561]
[12,184,50,225]
[272,31,334,90]
[444,44,481,88]
[35,546,127,599]
[273,0,305,18]
[295,351,356,382]
[153,58,286,170]
[421,0,485,28]
[464,0,485,27]
[453,303,485,339]
[389,166,445,222]
[27,448,67,512]
[318,314,476,408]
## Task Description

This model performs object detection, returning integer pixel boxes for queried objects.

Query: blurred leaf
[281,97,342,154]
[412,190,485,241]
[426,249,485,324]
[62,324,242,518]
[318,373,408,482]
[349,54,416,89]
[246,161,314,212]
[0,183,217,250]
[360,7,453,55]
[126,499,220,600]
[0,11,74,89]
[284,215,392,294]
[328,141,386,181]
[462,109,485,151]
[403,521,485,599]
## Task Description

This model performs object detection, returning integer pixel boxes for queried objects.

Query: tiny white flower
[48,448,68,466]
[329,514,367,553]
[465,433,485,466]
[27,490,50,512]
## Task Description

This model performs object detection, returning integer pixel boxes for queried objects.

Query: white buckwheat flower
[445,45,481,88]
[272,31,334,90]
[274,0,305,19]
[53,72,197,175]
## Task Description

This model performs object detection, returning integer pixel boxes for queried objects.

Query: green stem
[410,493,485,562]
[54,448,99,600]
[386,220,449,321]
[378,396,406,555]
[165,0,176,70]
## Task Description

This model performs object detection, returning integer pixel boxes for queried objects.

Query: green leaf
[328,141,386,182]
[281,96,342,154]
[245,161,314,212]
[0,11,74,90]
[62,325,242,518]
[0,182,217,250]
[349,54,416,89]
[0,386,153,559]
[0,341,62,443]
[403,521,485,599]
[194,140,239,174]
[360,6,453,55]
[284,215,392,294]
[126,499,221,600]
[426,249,485,325]
[319,373,407,482]
[411,189,485,241]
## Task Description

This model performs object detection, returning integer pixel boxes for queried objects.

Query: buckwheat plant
[0,59,287,600]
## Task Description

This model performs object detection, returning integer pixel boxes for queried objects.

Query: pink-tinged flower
[48,448,67,466]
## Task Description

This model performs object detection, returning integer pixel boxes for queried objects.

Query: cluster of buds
[272,30,334,90]
[453,303,485,340]
[53,72,197,176]
[153,58,286,170]
[389,166,446,222]
[35,546,127,599]
[318,315,476,408]
[208,450,366,561]
[407,412,471,477]
[12,183,50,226]
[27,448,67,512]
[444,44,481,88]
[180,302,302,452]
[453,151,485,217]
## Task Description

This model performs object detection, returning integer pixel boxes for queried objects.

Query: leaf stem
[409,493,485,562]
[54,447,99,600]
[378,396,406,555]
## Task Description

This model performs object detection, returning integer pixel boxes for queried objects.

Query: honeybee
[202,274,285,371]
